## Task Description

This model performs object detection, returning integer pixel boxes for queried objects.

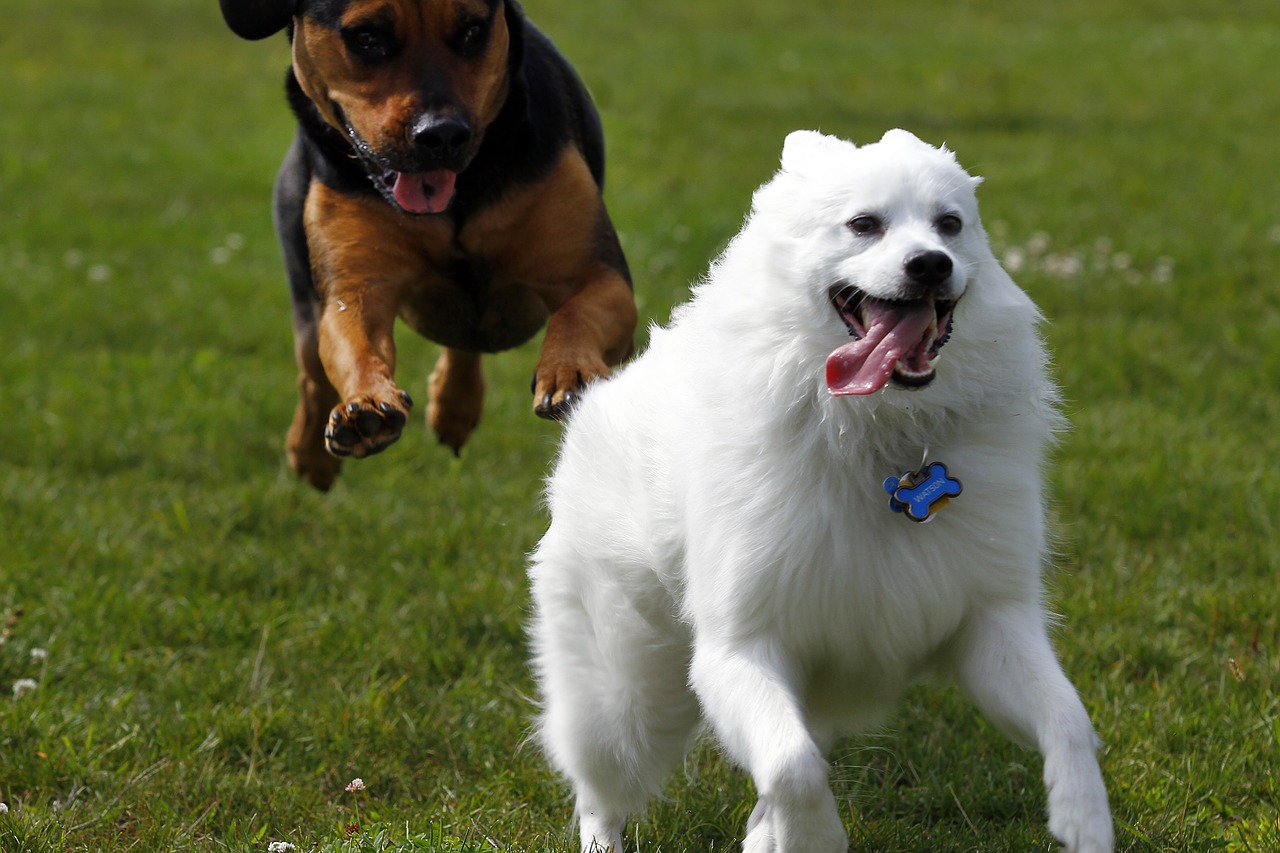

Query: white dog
[528,129,1113,853]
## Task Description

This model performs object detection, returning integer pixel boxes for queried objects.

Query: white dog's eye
[848,215,883,236]
[936,214,963,236]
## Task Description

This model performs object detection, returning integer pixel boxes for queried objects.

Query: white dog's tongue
[392,170,457,214]
[826,302,936,396]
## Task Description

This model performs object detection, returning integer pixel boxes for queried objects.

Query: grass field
[2,0,1279,850]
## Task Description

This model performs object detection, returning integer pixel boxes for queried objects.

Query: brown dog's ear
[219,0,295,40]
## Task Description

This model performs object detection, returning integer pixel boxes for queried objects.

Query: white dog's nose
[905,250,953,288]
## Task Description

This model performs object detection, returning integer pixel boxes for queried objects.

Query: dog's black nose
[411,115,472,159]
[904,251,954,288]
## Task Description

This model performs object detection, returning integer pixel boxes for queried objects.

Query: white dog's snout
[904,250,954,288]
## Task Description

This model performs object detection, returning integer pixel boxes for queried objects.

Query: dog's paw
[1045,756,1113,853]
[427,349,484,455]
[429,396,481,456]
[531,357,607,421]
[1048,808,1113,853]
[742,792,847,853]
[578,806,623,853]
[287,405,344,492]
[1050,821,1114,853]
[288,440,344,492]
[325,391,413,459]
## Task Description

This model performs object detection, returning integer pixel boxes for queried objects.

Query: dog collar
[884,461,962,522]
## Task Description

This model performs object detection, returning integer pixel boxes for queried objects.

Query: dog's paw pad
[324,395,412,459]
[884,461,962,522]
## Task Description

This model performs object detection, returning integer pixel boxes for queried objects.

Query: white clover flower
[12,678,37,698]
[1025,231,1051,255]
[1002,247,1026,273]
[31,648,48,662]
[0,802,9,814]
[1044,253,1083,279]
[344,777,365,793]
[267,842,296,852]
[1150,256,1175,284]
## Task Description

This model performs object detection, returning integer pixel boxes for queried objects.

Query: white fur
[528,129,1113,853]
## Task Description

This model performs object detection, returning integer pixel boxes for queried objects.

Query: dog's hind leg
[530,552,699,853]
[427,348,484,455]
[276,135,344,491]
[286,310,344,491]
[950,604,1113,853]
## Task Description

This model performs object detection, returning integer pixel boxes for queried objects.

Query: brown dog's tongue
[826,301,936,396]
[392,170,457,214]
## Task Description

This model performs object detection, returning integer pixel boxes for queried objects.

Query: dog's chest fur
[604,321,1053,698]
[684,430,1011,665]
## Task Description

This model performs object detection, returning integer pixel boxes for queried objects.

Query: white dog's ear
[780,130,851,174]
[881,129,958,164]
[879,128,922,147]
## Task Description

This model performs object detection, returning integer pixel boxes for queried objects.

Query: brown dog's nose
[904,250,953,288]
[411,115,472,160]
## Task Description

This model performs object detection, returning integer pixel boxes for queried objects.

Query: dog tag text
[884,462,962,522]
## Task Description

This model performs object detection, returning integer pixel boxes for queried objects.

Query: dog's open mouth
[825,286,956,396]
[369,168,458,215]
[338,113,463,216]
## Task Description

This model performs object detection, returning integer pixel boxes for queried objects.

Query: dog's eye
[454,19,490,56]
[847,215,883,236]
[936,214,963,236]
[343,26,396,62]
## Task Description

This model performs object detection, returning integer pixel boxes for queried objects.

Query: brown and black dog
[218,0,637,491]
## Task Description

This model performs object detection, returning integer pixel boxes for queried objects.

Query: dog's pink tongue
[392,170,457,214]
[826,302,936,396]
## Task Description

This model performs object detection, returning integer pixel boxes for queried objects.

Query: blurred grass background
[2,0,1278,850]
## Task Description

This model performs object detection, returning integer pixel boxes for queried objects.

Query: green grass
[2,0,1279,850]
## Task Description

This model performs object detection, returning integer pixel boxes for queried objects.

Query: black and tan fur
[219,0,636,490]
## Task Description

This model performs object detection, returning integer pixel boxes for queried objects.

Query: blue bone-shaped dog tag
[883,462,962,522]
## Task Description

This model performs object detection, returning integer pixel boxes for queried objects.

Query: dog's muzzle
[342,112,474,215]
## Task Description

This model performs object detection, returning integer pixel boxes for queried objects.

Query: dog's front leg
[304,187,416,464]
[314,284,413,460]
[952,605,1113,853]
[690,641,847,853]
[533,265,636,420]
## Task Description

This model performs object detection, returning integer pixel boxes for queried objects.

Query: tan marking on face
[291,0,511,158]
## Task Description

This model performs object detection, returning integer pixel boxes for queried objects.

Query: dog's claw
[534,368,589,420]
[378,401,407,431]
[326,422,359,455]
[535,392,560,420]
[438,434,463,459]
[536,392,578,421]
